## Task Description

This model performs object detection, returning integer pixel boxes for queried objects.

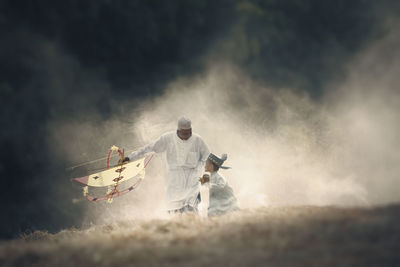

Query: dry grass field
[1,205,399,267]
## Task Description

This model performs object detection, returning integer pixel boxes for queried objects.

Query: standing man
[123,116,209,214]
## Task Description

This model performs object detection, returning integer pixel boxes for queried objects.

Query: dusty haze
[46,19,400,226]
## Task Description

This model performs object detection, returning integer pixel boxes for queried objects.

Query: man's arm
[193,137,210,172]
[199,137,210,162]
[125,134,167,162]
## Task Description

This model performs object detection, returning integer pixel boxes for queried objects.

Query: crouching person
[200,153,239,217]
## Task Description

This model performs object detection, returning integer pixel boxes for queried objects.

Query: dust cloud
[125,21,400,213]
[49,20,400,226]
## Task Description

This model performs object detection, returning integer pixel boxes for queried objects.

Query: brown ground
[1,205,399,267]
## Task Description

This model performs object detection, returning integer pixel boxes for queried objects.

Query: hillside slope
[1,205,399,266]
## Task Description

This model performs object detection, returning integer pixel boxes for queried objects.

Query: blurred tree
[2,0,234,92]
[226,0,377,96]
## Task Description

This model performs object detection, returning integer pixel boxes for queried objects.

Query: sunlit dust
[46,21,400,226]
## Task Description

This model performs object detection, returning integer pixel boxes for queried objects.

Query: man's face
[177,128,192,140]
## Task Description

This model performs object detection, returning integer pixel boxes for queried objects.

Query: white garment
[128,131,209,210]
[207,172,239,217]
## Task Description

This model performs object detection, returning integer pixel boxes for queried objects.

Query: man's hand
[118,157,130,165]
[199,174,210,184]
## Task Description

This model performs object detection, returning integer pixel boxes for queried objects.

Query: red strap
[106,148,124,169]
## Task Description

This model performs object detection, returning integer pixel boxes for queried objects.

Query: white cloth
[207,172,239,217]
[128,131,209,210]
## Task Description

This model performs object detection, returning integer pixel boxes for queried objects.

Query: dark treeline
[0,0,398,239]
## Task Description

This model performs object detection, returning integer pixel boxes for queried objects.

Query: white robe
[128,131,209,211]
[208,172,239,216]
